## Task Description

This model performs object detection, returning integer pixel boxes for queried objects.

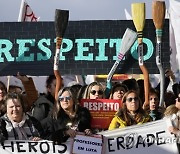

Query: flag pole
[18,0,25,22]
[6,76,11,92]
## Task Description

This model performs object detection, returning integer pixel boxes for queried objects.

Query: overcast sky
[0,0,169,22]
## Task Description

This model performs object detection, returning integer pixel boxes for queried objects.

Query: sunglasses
[176,97,180,102]
[58,96,71,102]
[126,97,138,102]
[90,90,103,95]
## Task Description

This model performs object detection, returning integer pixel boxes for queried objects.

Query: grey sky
[0,0,169,22]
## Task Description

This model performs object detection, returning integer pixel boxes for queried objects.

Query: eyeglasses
[176,97,180,102]
[90,90,103,95]
[58,96,71,102]
[126,97,138,102]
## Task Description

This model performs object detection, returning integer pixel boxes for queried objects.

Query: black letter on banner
[117,137,125,150]
[58,144,67,153]
[156,131,166,145]
[146,134,155,147]
[28,141,38,152]
[108,138,115,152]
[136,135,145,148]
[2,141,14,152]
[52,142,56,153]
[126,135,134,149]
[39,142,50,153]
[16,141,26,152]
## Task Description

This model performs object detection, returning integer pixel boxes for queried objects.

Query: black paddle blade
[54,9,69,37]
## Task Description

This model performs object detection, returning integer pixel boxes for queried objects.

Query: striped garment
[2,114,40,140]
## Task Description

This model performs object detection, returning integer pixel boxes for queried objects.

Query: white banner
[99,118,179,154]
[169,0,180,80]
[0,119,179,154]
[0,139,73,154]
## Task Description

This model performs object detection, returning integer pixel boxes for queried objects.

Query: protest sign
[0,139,73,154]
[72,133,103,154]
[0,119,179,154]
[99,118,179,154]
[80,99,122,129]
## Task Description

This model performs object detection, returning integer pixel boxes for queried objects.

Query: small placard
[72,133,103,154]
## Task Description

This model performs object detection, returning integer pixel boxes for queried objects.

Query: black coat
[41,106,91,144]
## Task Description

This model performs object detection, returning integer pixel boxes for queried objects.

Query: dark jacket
[41,106,91,144]
[149,110,163,121]
[31,94,54,121]
[172,83,180,98]
[0,114,44,143]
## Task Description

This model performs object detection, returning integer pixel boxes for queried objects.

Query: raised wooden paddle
[152,0,166,107]
[131,3,150,108]
[54,9,69,100]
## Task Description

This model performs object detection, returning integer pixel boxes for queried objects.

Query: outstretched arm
[16,72,38,111]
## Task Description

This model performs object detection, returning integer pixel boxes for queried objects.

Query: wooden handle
[132,3,150,107]
[152,1,166,107]
[54,9,69,100]
[56,37,63,49]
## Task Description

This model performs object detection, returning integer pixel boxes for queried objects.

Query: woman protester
[108,90,151,130]
[0,93,43,143]
[83,81,105,99]
[42,87,92,144]
[164,88,180,151]
[109,83,128,100]
[164,86,180,137]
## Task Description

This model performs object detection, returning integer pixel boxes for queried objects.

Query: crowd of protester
[0,69,180,149]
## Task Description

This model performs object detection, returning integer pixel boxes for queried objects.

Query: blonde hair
[164,104,179,117]
[82,81,104,99]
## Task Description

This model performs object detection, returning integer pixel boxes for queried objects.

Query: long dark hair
[116,90,148,126]
[52,87,79,119]
[109,83,128,99]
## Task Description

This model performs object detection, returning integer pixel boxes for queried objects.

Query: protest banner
[72,133,103,154]
[0,139,73,154]
[0,135,103,154]
[80,99,122,129]
[0,20,170,76]
[0,119,179,154]
[99,118,179,154]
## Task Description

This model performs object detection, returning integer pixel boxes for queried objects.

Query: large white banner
[169,0,180,80]
[0,119,179,154]
[99,118,179,154]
